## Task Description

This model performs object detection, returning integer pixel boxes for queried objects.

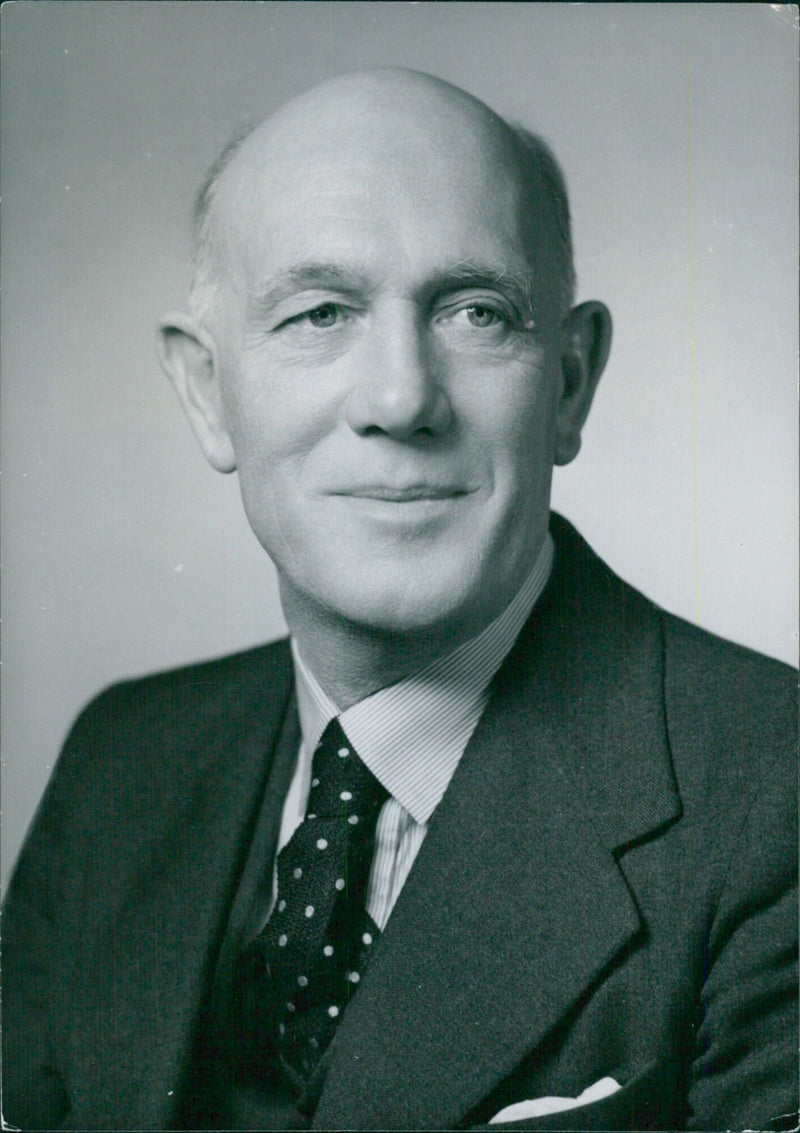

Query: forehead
[214,92,547,295]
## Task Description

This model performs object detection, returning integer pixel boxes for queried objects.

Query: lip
[334,486,469,503]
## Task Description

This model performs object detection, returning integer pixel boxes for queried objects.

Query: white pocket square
[488,1077,621,1123]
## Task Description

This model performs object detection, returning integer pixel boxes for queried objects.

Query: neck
[281,593,493,711]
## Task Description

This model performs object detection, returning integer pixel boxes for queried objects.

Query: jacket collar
[311,515,681,1129]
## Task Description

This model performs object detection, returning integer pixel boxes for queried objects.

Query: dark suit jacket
[4,516,797,1131]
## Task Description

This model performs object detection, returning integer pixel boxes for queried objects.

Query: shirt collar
[292,531,554,824]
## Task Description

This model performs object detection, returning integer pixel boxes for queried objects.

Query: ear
[156,312,236,473]
[553,300,612,466]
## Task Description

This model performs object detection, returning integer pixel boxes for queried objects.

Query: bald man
[4,70,796,1132]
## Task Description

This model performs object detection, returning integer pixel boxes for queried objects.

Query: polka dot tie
[241,718,389,1088]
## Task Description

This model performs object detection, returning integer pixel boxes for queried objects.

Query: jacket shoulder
[662,606,796,698]
[552,512,796,728]
[20,639,294,863]
[550,513,796,786]
[85,635,291,707]
[70,636,293,745]
[661,607,797,757]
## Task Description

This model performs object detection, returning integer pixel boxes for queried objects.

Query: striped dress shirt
[276,533,554,931]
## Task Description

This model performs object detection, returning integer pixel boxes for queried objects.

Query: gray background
[2,2,797,891]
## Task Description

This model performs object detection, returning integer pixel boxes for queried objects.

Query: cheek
[220,365,345,564]
[460,365,558,480]
[222,354,333,470]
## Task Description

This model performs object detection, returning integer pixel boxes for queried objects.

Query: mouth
[335,486,469,503]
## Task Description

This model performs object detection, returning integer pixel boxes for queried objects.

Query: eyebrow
[248,259,537,319]
[430,261,535,315]
[248,264,371,316]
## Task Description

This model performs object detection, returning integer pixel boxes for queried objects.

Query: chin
[315,567,492,641]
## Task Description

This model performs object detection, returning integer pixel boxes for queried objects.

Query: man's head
[158,68,611,646]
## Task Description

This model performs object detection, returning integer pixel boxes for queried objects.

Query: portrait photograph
[2,3,797,1130]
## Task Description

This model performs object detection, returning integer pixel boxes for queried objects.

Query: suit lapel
[313,518,682,1130]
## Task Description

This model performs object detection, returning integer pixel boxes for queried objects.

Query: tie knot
[307,718,388,820]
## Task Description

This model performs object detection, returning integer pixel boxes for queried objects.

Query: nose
[344,304,452,440]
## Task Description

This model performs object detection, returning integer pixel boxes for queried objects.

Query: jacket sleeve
[686,744,798,1131]
[2,688,120,1131]
[3,771,74,1129]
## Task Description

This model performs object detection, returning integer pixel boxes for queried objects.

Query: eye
[465,304,504,328]
[305,303,341,328]
[434,297,517,343]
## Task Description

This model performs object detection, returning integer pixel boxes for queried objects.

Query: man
[3,68,796,1131]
